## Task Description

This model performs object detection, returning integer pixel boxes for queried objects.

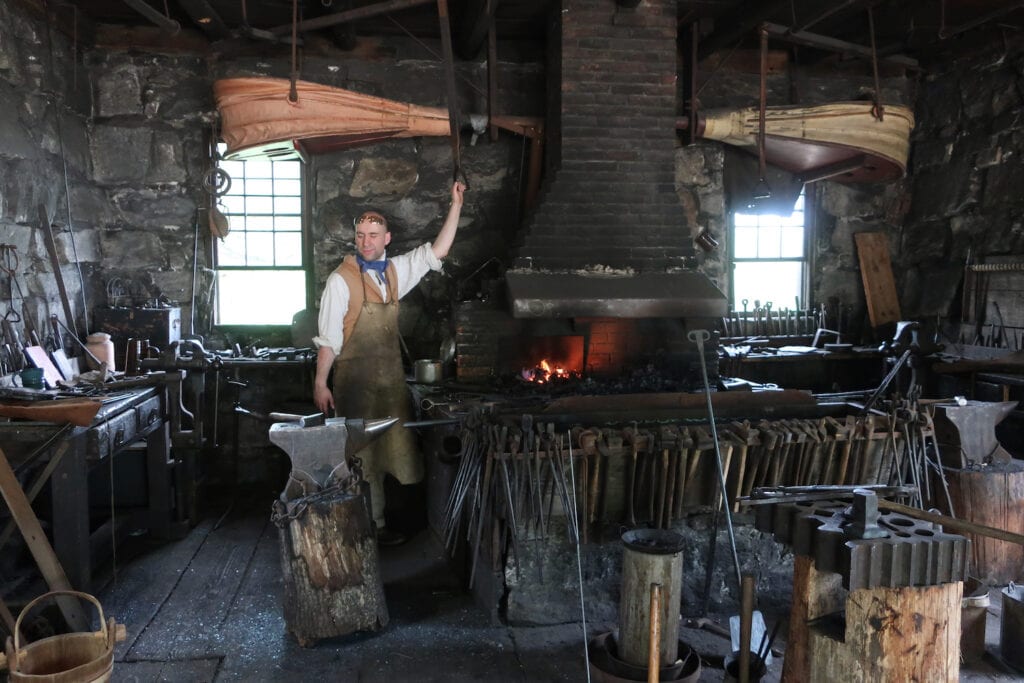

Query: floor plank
[127,506,266,660]
[97,518,216,656]
[111,657,221,682]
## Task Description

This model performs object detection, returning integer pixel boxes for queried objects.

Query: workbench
[0,386,183,591]
[723,347,885,393]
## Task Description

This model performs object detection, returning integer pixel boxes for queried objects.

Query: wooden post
[942,465,1024,583]
[273,486,387,647]
[784,555,961,682]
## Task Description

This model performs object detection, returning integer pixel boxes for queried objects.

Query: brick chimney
[507,0,726,319]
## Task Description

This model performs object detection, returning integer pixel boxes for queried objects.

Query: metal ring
[202,167,232,197]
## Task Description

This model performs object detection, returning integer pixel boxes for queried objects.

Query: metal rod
[689,329,743,597]
[567,432,592,683]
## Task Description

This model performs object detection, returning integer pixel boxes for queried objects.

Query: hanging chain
[270,456,364,527]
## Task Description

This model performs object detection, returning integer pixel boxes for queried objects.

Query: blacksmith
[312,181,465,545]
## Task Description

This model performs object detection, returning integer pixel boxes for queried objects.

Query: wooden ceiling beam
[268,0,434,36]
[761,21,918,69]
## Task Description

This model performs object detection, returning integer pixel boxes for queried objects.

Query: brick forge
[454,302,696,383]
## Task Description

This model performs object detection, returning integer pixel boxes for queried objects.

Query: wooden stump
[783,555,961,683]
[942,463,1024,583]
[273,487,387,646]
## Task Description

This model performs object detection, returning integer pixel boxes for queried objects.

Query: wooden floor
[97,492,591,682]
[92,490,1023,682]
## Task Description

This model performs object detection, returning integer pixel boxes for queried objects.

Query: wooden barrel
[941,463,1024,583]
[617,529,685,668]
[272,485,387,647]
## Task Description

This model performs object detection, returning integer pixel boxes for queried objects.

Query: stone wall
[902,35,1024,331]
[0,2,95,339]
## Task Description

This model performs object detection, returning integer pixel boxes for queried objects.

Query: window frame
[212,150,314,330]
[729,188,812,313]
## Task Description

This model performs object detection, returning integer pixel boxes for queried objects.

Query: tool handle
[687,329,710,344]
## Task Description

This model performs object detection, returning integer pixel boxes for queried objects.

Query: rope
[868,6,885,121]
[289,0,299,103]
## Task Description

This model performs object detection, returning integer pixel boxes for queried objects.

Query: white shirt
[313,243,443,355]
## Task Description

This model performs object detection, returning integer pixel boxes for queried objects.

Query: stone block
[146,131,187,184]
[91,126,151,184]
[54,226,100,264]
[95,63,143,117]
[110,189,197,229]
[350,157,419,198]
[150,268,194,305]
[99,229,165,268]
[0,97,36,159]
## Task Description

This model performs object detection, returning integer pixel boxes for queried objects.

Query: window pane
[276,215,302,231]
[734,226,758,258]
[220,196,245,214]
[275,163,302,179]
[275,196,302,214]
[217,270,306,325]
[218,232,247,266]
[757,224,781,258]
[275,233,303,266]
[781,209,804,228]
[246,178,275,195]
[276,179,302,196]
[245,160,274,178]
[246,232,275,265]
[733,261,803,311]
[734,213,759,228]
[244,216,275,232]
[220,160,245,180]
[780,226,804,258]
[245,196,274,214]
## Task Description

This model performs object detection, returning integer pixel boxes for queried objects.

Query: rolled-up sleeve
[312,272,350,355]
[391,243,443,299]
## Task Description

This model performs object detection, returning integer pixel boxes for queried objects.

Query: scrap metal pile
[442,403,955,586]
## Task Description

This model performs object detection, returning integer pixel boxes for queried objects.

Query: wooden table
[0,386,182,591]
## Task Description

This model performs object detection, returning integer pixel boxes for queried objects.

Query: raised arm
[431,181,466,260]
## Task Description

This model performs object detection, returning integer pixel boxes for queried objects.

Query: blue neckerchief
[356,254,388,284]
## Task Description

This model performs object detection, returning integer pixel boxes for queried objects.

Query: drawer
[135,394,163,434]
[87,407,140,460]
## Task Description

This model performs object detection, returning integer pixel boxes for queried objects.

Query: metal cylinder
[1001,583,1024,672]
[617,529,685,668]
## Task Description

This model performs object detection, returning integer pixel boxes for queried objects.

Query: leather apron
[332,273,422,487]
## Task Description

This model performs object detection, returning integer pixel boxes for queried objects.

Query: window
[731,191,807,312]
[215,151,306,326]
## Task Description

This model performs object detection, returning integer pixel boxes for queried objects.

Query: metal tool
[689,328,743,606]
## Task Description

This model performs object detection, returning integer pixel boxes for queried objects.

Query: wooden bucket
[4,591,116,683]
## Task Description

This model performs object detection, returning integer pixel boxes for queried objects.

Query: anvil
[269,416,398,500]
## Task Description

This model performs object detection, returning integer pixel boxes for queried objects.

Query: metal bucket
[961,577,989,665]
[4,591,116,683]
[1001,582,1024,672]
